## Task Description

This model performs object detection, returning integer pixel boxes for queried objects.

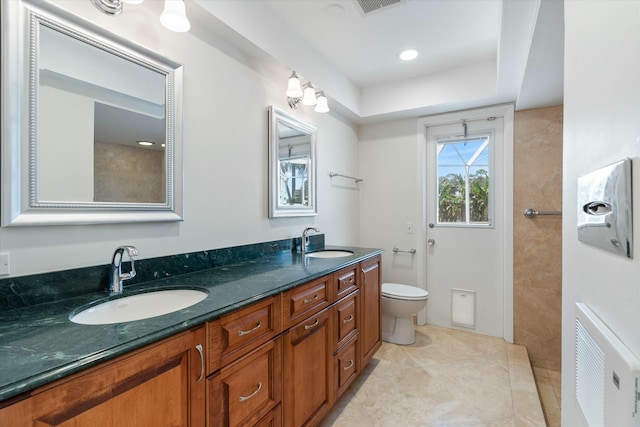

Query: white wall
[0,1,360,277]
[39,85,94,202]
[562,1,640,425]
[358,118,420,286]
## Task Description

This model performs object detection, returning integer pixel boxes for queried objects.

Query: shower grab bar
[329,172,363,183]
[523,208,562,219]
[393,247,416,254]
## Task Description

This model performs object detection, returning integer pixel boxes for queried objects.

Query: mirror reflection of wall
[93,103,166,203]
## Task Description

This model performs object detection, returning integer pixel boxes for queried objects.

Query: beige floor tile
[506,345,532,368]
[532,366,549,379]
[321,325,546,427]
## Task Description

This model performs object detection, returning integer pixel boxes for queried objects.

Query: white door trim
[416,104,514,343]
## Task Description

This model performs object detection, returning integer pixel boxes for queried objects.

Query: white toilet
[381,283,429,345]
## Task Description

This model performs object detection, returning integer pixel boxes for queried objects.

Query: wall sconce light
[91,0,191,33]
[286,71,330,113]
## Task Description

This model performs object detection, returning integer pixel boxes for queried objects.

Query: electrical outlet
[0,253,9,276]
[406,222,414,234]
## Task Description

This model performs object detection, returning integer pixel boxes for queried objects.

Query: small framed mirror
[1,1,183,226]
[268,106,317,218]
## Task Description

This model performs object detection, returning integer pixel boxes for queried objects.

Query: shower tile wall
[514,105,563,371]
[94,142,165,203]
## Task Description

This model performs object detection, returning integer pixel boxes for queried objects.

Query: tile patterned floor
[532,367,561,427]
[320,325,546,427]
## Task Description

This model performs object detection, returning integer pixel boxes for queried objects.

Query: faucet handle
[122,246,139,257]
[119,246,138,281]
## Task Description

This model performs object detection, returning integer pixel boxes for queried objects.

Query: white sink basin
[306,250,354,259]
[70,289,208,325]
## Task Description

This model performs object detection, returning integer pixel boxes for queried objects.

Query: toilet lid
[382,283,429,301]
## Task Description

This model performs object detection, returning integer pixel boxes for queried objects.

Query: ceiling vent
[353,0,406,16]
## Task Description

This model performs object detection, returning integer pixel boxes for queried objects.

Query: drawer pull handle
[343,359,354,371]
[305,319,319,330]
[195,344,204,383]
[239,382,262,402]
[303,294,318,304]
[343,315,354,324]
[238,321,262,336]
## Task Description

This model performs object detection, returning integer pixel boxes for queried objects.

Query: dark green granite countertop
[0,246,382,402]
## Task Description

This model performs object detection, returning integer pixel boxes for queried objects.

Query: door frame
[416,104,514,343]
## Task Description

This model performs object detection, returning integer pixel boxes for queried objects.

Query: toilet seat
[382,283,429,301]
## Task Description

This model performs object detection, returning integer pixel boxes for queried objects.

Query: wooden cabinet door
[0,327,206,427]
[360,255,382,367]
[333,334,359,401]
[283,276,331,329]
[333,265,358,301]
[333,290,359,352]
[283,307,333,427]
[207,338,282,427]
[208,295,282,373]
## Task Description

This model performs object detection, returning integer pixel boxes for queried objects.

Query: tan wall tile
[513,105,563,371]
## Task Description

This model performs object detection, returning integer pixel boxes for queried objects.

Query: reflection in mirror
[268,106,317,217]
[93,103,166,203]
[1,1,183,226]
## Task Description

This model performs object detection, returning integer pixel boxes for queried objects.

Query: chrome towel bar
[523,208,562,218]
[393,247,416,254]
[329,172,363,183]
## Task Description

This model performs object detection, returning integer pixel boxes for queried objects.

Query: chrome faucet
[301,227,320,256]
[109,246,139,295]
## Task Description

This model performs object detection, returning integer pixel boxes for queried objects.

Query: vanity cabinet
[360,255,382,367]
[0,326,206,427]
[0,254,382,427]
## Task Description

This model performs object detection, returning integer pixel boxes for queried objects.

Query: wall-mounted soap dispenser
[577,158,633,258]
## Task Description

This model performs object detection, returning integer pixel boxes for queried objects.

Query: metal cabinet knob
[427,239,435,246]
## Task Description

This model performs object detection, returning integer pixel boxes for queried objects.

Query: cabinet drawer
[283,276,331,327]
[334,265,358,300]
[207,338,282,427]
[334,290,359,352]
[208,295,282,373]
[334,334,359,400]
[254,404,282,427]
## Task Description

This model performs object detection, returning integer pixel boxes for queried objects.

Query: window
[279,156,310,207]
[436,135,491,225]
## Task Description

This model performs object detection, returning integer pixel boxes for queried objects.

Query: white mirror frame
[268,106,317,218]
[1,0,184,226]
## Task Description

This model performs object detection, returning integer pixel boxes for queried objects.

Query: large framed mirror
[268,106,317,218]
[1,0,183,226]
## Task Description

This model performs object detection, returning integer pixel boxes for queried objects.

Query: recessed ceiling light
[137,140,155,146]
[398,48,419,61]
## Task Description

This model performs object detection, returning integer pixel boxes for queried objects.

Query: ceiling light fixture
[286,71,330,113]
[159,0,191,32]
[91,0,191,33]
[399,48,419,61]
[137,140,155,146]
